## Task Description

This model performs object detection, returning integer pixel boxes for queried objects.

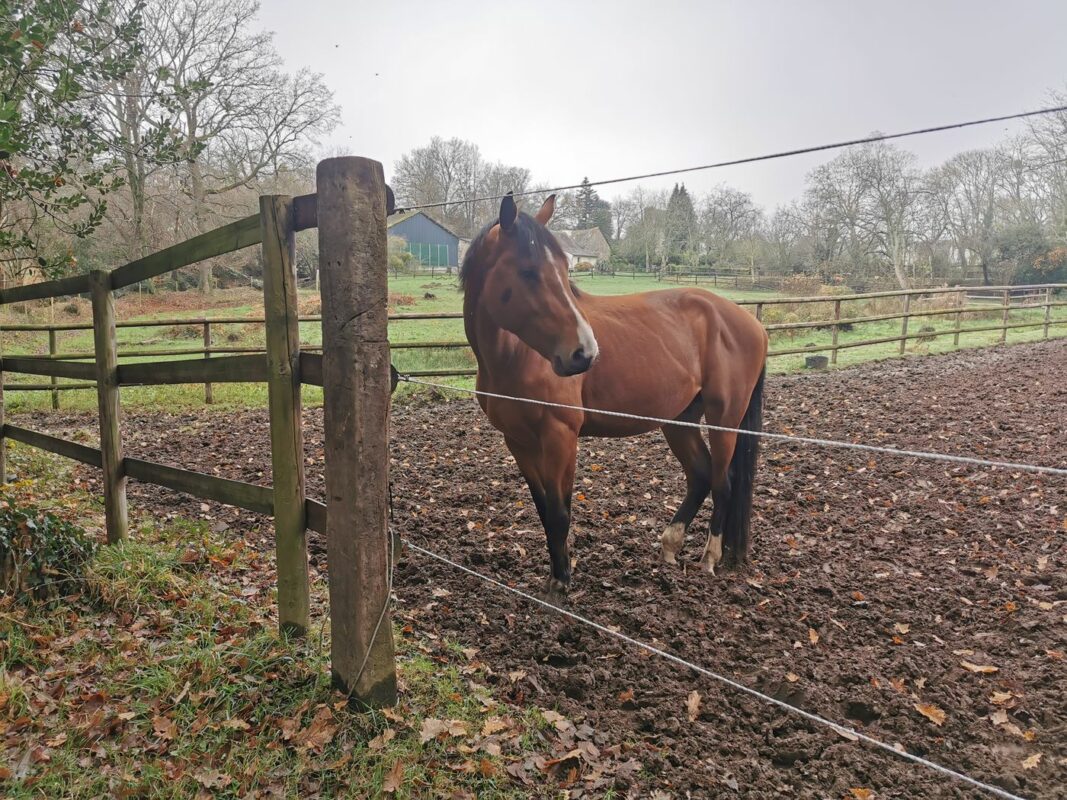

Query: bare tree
[700,185,763,273]
[930,149,1003,284]
[150,0,338,291]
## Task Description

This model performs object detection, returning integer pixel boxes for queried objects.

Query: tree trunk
[182,103,211,295]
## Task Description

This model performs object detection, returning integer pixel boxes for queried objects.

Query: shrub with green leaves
[0,501,97,601]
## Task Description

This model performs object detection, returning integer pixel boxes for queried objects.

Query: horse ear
[534,194,556,225]
[499,192,517,234]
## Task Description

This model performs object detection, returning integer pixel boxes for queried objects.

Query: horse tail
[723,367,764,566]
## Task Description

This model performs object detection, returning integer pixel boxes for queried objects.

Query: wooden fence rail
[0,157,398,708]
[3,284,1064,397]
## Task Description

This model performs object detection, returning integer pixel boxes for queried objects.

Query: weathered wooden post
[899,292,912,355]
[1044,286,1052,339]
[1001,288,1010,343]
[831,298,842,365]
[317,157,397,707]
[203,321,213,404]
[954,290,964,348]
[48,329,59,410]
[89,271,129,543]
[261,195,311,637]
[0,351,6,484]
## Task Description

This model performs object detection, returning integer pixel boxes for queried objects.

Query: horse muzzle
[553,347,594,377]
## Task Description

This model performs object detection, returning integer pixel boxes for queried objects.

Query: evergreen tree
[575,177,613,241]
[665,183,696,262]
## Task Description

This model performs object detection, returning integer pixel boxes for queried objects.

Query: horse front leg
[506,427,578,599]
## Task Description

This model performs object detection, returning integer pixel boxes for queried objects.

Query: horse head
[468,193,599,376]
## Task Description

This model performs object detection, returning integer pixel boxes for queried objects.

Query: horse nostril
[571,347,586,362]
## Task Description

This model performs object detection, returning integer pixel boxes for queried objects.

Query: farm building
[387,211,461,268]
[550,227,612,269]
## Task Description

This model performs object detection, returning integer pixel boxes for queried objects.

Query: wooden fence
[4,284,1064,396]
[0,157,397,707]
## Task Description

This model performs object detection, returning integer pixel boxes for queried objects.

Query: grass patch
[0,451,567,799]
[2,280,1063,412]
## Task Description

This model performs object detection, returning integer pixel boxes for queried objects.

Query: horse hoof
[543,577,569,601]
[699,557,718,575]
[660,522,685,565]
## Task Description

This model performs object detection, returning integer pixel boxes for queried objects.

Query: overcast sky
[258,0,1067,210]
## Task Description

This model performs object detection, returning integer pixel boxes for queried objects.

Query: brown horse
[461,193,768,595]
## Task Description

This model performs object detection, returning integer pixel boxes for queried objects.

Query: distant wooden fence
[0,157,397,707]
[4,283,1064,395]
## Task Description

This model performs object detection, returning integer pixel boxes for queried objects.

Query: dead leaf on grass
[369,728,396,750]
[193,768,230,789]
[382,760,404,793]
[419,717,466,743]
[481,717,510,736]
[152,715,178,741]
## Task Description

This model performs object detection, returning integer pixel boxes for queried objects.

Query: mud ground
[27,339,1067,798]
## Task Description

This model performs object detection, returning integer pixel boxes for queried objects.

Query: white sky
[258,0,1067,210]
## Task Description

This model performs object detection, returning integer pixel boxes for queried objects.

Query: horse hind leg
[699,430,736,573]
[660,396,713,565]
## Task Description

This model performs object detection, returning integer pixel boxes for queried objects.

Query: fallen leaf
[481,717,510,737]
[153,715,178,741]
[420,718,448,743]
[541,709,571,732]
[617,688,634,703]
[1021,753,1042,770]
[960,660,998,674]
[193,768,230,789]
[990,709,1009,726]
[382,760,404,793]
[686,690,702,722]
[785,672,800,683]
[914,703,946,726]
[893,623,910,635]
[222,718,250,731]
[368,728,396,750]
[419,717,466,743]
[808,627,819,645]
[292,706,338,753]
[850,789,874,800]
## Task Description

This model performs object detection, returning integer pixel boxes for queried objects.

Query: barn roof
[387,210,463,240]
[549,228,600,258]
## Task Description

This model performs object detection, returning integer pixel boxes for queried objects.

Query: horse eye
[519,268,538,283]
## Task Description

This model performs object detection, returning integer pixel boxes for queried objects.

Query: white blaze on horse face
[548,246,599,360]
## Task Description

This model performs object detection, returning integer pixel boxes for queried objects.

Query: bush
[779,274,823,297]
[0,502,97,602]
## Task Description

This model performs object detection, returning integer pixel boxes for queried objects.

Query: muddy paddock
[28,339,1067,798]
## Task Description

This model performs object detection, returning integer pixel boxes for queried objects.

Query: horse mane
[459,212,566,293]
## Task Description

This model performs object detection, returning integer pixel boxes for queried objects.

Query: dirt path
[26,340,1067,798]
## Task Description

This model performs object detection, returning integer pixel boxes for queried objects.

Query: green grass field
[1,274,1064,412]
